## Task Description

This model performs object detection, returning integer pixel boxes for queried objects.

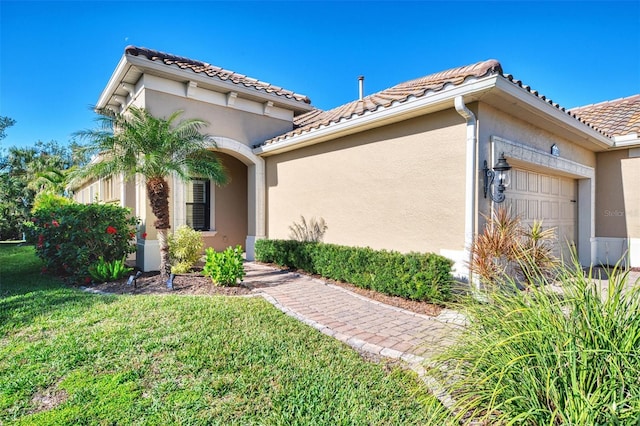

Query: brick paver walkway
[243,262,465,366]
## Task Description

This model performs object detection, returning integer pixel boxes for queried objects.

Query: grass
[0,245,439,425]
[424,260,640,425]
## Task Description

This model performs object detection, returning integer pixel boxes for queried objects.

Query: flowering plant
[25,202,139,283]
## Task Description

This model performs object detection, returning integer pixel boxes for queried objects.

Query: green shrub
[31,192,72,214]
[24,202,139,283]
[428,259,640,424]
[255,239,453,302]
[88,256,133,283]
[202,245,245,286]
[168,225,204,273]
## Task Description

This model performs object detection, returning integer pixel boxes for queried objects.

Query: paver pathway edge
[243,261,462,410]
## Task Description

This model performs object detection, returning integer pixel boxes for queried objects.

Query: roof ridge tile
[570,94,640,112]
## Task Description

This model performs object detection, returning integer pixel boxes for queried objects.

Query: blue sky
[1,0,639,148]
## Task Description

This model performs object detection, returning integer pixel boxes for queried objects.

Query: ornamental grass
[425,257,640,425]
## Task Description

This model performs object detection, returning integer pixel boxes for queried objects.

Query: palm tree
[27,167,70,194]
[72,106,227,281]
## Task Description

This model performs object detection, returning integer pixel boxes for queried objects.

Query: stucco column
[622,153,640,267]
[135,173,161,271]
[245,158,266,260]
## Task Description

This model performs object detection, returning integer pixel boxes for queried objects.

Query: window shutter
[186,180,210,230]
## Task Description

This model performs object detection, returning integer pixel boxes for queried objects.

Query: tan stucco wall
[144,90,294,147]
[142,176,159,240]
[477,103,596,170]
[476,103,597,223]
[72,183,87,203]
[161,152,248,251]
[596,150,629,238]
[125,180,136,211]
[265,109,467,254]
[621,154,640,239]
[205,153,248,251]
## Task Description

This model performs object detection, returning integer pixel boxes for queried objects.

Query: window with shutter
[186,180,210,230]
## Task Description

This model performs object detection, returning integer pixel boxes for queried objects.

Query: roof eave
[253,75,500,157]
[493,77,613,150]
[613,133,640,148]
[96,54,131,109]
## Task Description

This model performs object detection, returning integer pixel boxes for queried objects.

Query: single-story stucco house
[73,46,640,279]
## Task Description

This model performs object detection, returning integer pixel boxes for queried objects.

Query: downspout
[454,96,477,287]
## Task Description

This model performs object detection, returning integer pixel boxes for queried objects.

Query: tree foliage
[72,107,228,280]
[0,139,75,240]
[0,116,16,141]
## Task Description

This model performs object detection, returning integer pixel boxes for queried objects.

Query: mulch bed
[86,271,252,296]
[82,263,443,317]
[319,276,443,317]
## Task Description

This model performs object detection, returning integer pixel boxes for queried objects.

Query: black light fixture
[127,270,143,288]
[483,153,512,203]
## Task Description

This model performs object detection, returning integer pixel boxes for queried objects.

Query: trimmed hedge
[255,239,453,302]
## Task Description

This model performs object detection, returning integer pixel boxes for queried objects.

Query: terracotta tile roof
[568,94,640,137]
[258,59,623,148]
[125,46,311,104]
[261,60,503,146]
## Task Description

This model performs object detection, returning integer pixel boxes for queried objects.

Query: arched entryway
[172,136,265,260]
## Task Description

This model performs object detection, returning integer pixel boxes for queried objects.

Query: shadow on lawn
[0,245,117,333]
[0,287,117,333]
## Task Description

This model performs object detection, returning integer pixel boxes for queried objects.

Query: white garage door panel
[506,169,577,261]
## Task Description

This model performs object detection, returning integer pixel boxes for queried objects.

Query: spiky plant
[427,257,640,424]
[470,207,559,288]
[288,215,328,242]
[514,220,560,286]
[469,207,521,287]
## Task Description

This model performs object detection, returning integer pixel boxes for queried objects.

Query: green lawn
[0,245,440,425]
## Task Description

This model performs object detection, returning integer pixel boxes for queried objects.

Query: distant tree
[72,107,228,281]
[0,140,74,240]
[0,116,16,141]
[0,172,29,239]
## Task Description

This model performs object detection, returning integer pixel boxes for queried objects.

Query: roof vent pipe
[358,75,364,100]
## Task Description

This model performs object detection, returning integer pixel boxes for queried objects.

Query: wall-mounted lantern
[483,153,512,203]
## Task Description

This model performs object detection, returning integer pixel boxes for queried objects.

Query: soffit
[476,82,613,151]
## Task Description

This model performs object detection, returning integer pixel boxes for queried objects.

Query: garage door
[505,168,577,262]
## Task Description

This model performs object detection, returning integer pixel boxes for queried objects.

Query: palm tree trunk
[157,228,171,281]
[147,177,172,281]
